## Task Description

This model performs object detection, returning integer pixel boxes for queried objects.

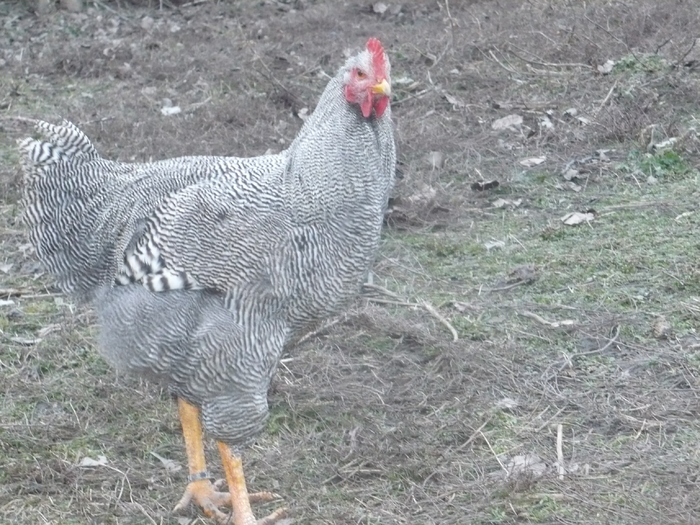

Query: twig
[92,0,131,21]
[673,37,698,67]
[0,115,40,125]
[488,280,529,292]
[520,311,552,325]
[487,49,520,75]
[11,292,63,299]
[583,324,620,355]
[392,88,430,107]
[179,0,209,7]
[584,15,640,63]
[361,282,402,300]
[599,201,668,212]
[442,0,458,66]
[365,295,458,342]
[507,47,592,70]
[534,405,566,433]
[421,300,458,341]
[594,78,619,117]
[366,298,418,307]
[0,288,29,297]
[444,0,458,30]
[295,314,347,345]
[524,64,568,77]
[542,325,621,382]
[250,48,305,107]
[519,310,575,329]
[479,430,508,474]
[556,423,565,480]
[133,502,157,525]
[454,415,493,453]
[654,36,673,55]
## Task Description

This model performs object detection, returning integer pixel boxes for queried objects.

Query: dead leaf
[564,181,582,192]
[495,398,519,409]
[161,99,181,116]
[491,114,523,131]
[450,301,471,312]
[538,116,554,130]
[492,198,522,209]
[10,336,42,346]
[0,263,13,274]
[37,324,61,338]
[427,151,444,169]
[422,52,437,66]
[651,137,678,153]
[18,243,34,256]
[506,454,546,478]
[140,16,155,30]
[596,149,610,161]
[561,211,595,226]
[652,316,671,339]
[597,59,615,74]
[394,76,419,91]
[297,107,309,121]
[79,455,108,467]
[563,107,578,117]
[562,168,580,181]
[576,116,591,126]
[161,106,181,116]
[509,265,537,283]
[407,185,437,207]
[519,156,546,167]
[60,0,82,12]
[372,2,388,14]
[150,451,182,473]
[443,92,467,109]
[484,239,505,250]
[471,180,499,191]
[0,299,14,307]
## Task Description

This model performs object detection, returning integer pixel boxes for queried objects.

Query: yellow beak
[371,79,391,97]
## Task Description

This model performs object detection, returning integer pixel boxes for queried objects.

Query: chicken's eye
[356,70,367,79]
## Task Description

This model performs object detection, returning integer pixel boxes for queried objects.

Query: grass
[2,0,700,524]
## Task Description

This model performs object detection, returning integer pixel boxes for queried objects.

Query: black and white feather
[18,47,395,448]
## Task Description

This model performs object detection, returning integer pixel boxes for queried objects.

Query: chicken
[17,38,395,525]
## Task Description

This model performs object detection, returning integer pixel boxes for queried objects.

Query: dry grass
[2,0,700,524]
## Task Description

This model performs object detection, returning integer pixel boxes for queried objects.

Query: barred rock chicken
[18,38,395,525]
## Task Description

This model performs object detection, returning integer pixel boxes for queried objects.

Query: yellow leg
[217,441,288,525]
[173,398,229,521]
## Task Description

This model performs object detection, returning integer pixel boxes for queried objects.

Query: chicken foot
[218,441,288,525]
[173,398,287,524]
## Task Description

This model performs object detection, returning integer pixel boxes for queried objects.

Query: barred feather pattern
[19,45,395,447]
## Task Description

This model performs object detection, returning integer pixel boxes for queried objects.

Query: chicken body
[19,39,395,523]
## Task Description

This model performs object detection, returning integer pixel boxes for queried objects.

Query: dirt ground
[2,1,700,524]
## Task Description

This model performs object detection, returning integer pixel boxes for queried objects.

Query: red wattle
[374,96,389,117]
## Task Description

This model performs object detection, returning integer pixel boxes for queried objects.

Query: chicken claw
[173,478,231,522]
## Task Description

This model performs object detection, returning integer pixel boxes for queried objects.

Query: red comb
[367,38,387,77]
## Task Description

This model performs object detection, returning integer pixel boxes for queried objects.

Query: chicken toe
[173,478,230,522]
